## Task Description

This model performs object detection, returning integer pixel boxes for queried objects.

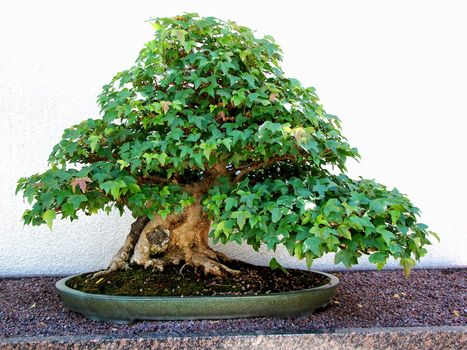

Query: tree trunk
[95,184,238,278]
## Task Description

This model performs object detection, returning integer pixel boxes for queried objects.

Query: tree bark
[162,200,238,276]
[92,216,149,278]
[94,180,238,277]
[130,187,238,276]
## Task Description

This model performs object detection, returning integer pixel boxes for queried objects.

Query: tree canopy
[16,13,437,274]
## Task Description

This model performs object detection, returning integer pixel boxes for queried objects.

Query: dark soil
[0,268,465,339]
[67,260,329,296]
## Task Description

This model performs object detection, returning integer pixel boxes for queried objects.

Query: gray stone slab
[1,326,465,349]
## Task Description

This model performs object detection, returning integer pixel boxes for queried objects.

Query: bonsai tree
[16,14,437,277]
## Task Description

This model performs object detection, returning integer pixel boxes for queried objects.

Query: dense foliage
[16,14,437,275]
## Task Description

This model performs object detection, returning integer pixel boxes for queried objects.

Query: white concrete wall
[1,0,466,276]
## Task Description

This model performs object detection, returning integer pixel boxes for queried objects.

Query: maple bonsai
[17,14,437,278]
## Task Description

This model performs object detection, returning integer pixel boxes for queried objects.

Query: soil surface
[0,268,465,338]
[68,260,329,296]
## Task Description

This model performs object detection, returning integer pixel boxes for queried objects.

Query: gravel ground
[0,268,465,338]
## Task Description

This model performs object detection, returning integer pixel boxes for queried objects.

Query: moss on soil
[67,260,329,296]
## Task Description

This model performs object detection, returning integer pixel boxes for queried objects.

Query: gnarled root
[190,250,240,276]
[91,216,149,279]
[164,247,240,277]
[91,199,240,279]
[94,243,238,279]
[139,257,166,271]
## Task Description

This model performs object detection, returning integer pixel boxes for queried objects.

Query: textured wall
[1,1,466,276]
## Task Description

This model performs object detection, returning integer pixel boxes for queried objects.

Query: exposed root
[142,258,166,271]
[164,247,240,277]
[90,198,239,279]
[190,250,240,276]
[91,216,149,279]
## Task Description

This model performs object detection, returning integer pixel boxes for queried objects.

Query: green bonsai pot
[56,270,338,323]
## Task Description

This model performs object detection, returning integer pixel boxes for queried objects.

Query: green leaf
[159,186,171,197]
[369,252,388,269]
[269,257,287,273]
[376,225,396,245]
[232,90,246,106]
[68,194,87,209]
[231,210,251,230]
[186,133,201,142]
[190,153,205,169]
[61,202,75,217]
[239,49,250,62]
[219,61,235,75]
[158,208,171,220]
[100,180,126,199]
[154,153,168,166]
[42,210,56,231]
[400,257,416,277]
[224,197,238,211]
[323,199,341,216]
[88,135,100,152]
[117,159,130,169]
[174,29,187,44]
[127,183,141,194]
[200,143,216,160]
[325,235,340,250]
[270,207,283,223]
[429,231,440,242]
[150,21,162,31]
[337,226,352,240]
[168,128,184,140]
[303,236,323,256]
[305,252,314,269]
[294,244,303,259]
[342,202,356,216]
[242,73,256,87]
[221,138,233,151]
[369,199,388,214]
[389,244,403,254]
[200,84,215,97]
[334,249,354,268]
[390,209,401,225]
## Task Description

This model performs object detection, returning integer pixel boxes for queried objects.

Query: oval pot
[56,270,338,323]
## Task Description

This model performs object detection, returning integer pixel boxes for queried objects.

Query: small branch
[83,153,119,163]
[138,175,170,185]
[233,155,296,183]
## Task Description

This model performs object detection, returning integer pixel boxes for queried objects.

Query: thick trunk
[94,175,238,278]
[161,201,238,276]
[94,188,237,278]
[167,201,211,252]
[131,196,237,276]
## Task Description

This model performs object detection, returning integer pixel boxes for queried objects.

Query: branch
[233,155,296,183]
[82,153,119,163]
[206,162,228,178]
[137,175,171,185]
